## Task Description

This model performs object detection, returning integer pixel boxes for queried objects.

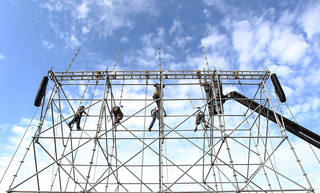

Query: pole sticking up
[202,46,210,71]
[187,92,195,110]
[66,48,80,72]
[113,47,121,72]
[119,78,125,105]
[158,47,162,71]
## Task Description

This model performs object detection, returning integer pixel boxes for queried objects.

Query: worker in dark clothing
[112,103,124,124]
[201,81,214,115]
[194,106,209,132]
[152,83,165,108]
[68,106,89,130]
[201,81,225,115]
[148,106,166,132]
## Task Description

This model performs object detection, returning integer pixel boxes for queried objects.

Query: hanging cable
[0,107,39,185]
[285,102,320,164]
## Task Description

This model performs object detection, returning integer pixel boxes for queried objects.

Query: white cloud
[41,1,63,12]
[312,97,320,110]
[140,33,154,46]
[0,53,4,60]
[65,35,80,49]
[299,3,320,39]
[201,29,229,50]
[282,85,294,98]
[120,36,129,43]
[42,40,55,50]
[82,26,90,34]
[43,1,159,46]
[282,40,310,63]
[11,125,24,134]
[173,35,193,48]
[169,20,181,35]
[305,66,320,86]
[75,3,89,19]
[269,27,310,64]
[169,20,193,48]
[157,27,165,38]
[203,0,226,13]
[203,8,210,19]
[231,19,274,65]
[124,29,173,67]
[268,64,294,79]
[49,20,65,39]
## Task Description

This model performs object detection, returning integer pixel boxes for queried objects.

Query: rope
[0,107,39,185]
[285,102,320,164]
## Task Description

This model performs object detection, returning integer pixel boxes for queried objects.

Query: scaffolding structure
[5,67,315,193]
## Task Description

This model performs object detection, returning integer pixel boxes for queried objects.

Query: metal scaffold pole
[3,52,315,193]
[158,47,164,192]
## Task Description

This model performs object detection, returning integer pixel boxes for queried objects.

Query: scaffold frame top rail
[5,67,316,193]
[49,70,270,81]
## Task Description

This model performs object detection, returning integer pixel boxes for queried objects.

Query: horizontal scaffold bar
[49,70,269,81]
[7,189,310,193]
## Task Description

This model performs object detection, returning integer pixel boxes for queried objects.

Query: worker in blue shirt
[68,106,89,130]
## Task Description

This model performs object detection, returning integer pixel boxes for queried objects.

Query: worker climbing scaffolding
[112,103,124,124]
[193,106,209,132]
[152,83,165,108]
[148,106,166,132]
[3,46,317,193]
[201,81,225,115]
[68,105,89,130]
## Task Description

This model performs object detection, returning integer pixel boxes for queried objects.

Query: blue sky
[1,0,320,192]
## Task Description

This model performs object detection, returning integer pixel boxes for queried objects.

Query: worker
[68,106,89,131]
[201,81,214,115]
[148,106,166,132]
[201,81,225,115]
[112,103,124,124]
[193,106,209,132]
[152,83,165,108]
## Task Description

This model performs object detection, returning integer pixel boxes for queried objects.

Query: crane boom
[228,91,320,149]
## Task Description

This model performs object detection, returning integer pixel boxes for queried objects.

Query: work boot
[77,127,82,131]
[194,127,197,132]
[148,128,151,132]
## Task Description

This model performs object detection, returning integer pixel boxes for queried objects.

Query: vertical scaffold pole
[65,48,80,72]
[112,47,121,72]
[84,67,110,191]
[202,46,210,71]
[158,47,164,192]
